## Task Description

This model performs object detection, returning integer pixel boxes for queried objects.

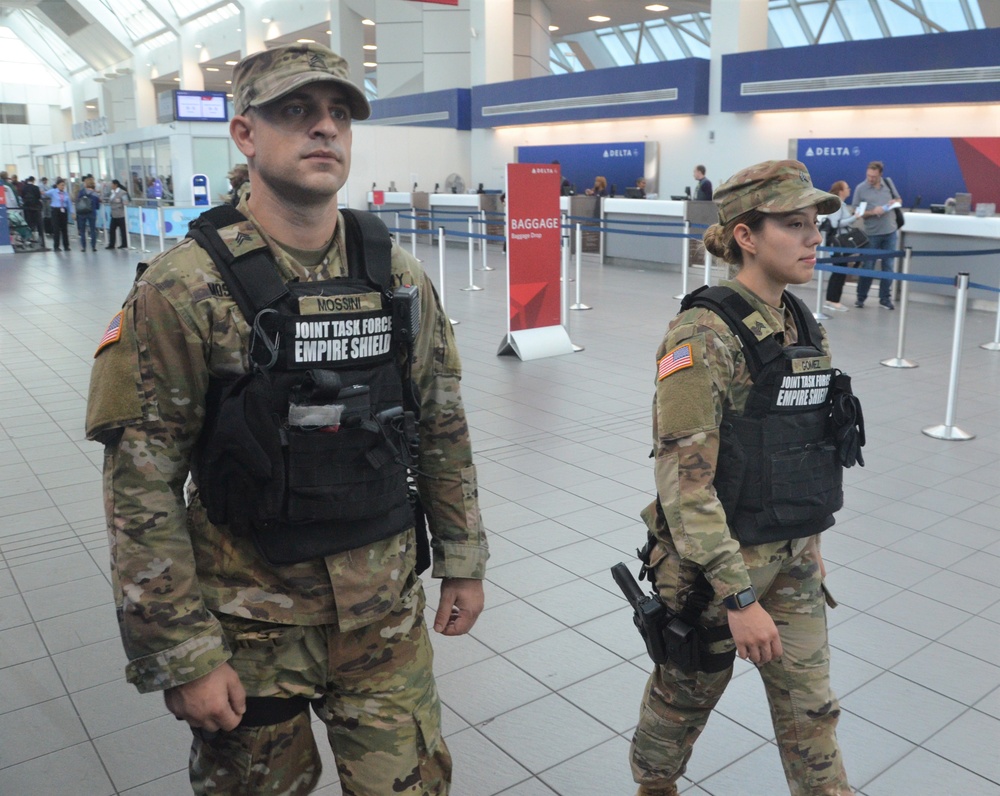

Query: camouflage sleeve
[89,283,230,692]
[397,247,488,580]
[652,319,752,600]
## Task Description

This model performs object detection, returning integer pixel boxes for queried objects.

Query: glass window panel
[798,2,846,43]
[556,42,583,72]
[833,0,883,41]
[648,25,688,60]
[187,4,239,31]
[112,0,166,40]
[139,31,178,51]
[622,28,662,64]
[0,27,66,86]
[769,7,810,47]
[154,138,173,203]
[874,0,925,36]
[675,23,710,58]
[597,31,634,67]
[920,0,981,31]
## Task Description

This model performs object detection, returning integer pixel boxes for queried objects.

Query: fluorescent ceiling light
[646,4,670,11]
[206,67,219,71]
[297,38,314,43]
[85,104,96,109]
[225,60,238,65]
[261,18,271,24]
[548,25,559,31]
[363,44,377,50]
[363,61,377,68]
[588,15,611,23]
[362,19,375,26]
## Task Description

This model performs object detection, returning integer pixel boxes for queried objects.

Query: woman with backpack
[76,176,100,252]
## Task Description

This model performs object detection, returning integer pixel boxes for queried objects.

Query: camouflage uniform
[630,279,852,795]
[85,196,487,795]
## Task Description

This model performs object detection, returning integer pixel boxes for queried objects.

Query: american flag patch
[95,311,124,357]
[657,343,693,380]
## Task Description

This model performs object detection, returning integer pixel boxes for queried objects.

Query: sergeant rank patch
[658,343,693,380]
[95,310,124,357]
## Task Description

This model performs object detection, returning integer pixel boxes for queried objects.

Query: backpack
[76,192,93,215]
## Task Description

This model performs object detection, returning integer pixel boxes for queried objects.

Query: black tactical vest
[188,206,416,566]
[681,286,844,546]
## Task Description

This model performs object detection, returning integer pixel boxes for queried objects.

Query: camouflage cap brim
[715,160,841,224]
[233,43,372,121]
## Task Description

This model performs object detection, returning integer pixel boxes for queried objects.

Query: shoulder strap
[781,290,825,351]
[340,208,393,291]
[186,206,290,325]
[681,285,784,378]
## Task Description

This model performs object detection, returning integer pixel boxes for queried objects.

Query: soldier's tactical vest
[681,286,844,546]
[187,206,417,566]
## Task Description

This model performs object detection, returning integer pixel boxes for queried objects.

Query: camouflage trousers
[630,536,852,795]
[189,578,452,795]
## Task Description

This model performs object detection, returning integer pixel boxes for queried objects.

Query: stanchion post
[813,264,829,320]
[479,209,493,271]
[599,202,605,265]
[410,209,417,258]
[571,223,591,311]
[882,247,918,368]
[981,267,1000,351]
[674,221,691,300]
[157,205,166,253]
[923,272,974,441]
[562,226,584,352]
[704,251,713,287]
[138,204,150,253]
[437,227,459,325]
[462,217,482,291]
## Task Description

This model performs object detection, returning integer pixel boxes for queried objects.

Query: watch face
[736,589,755,608]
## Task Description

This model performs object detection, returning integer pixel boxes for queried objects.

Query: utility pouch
[829,372,866,468]
[197,367,284,532]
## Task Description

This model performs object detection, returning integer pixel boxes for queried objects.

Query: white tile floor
[1,230,999,795]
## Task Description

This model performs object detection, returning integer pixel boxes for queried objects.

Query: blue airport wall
[723,28,1000,112]
[367,88,471,130]
[472,59,709,128]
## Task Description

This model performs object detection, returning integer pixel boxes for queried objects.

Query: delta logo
[804,146,862,157]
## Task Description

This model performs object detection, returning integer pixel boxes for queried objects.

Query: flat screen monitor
[174,90,229,122]
[624,188,645,199]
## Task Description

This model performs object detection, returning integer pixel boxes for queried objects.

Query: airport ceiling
[0,0,994,98]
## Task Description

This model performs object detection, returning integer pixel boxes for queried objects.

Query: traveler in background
[85,42,486,795]
[0,171,18,207]
[820,180,856,311]
[105,179,130,249]
[20,176,46,250]
[226,163,250,206]
[693,165,713,200]
[851,160,901,310]
[635,177,647,198]
[46,178,71,252]
[76,176,100,252]
[586,175,608,197]
[630,160,857,796]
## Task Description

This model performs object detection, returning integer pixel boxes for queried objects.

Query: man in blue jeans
[851,160,901,309]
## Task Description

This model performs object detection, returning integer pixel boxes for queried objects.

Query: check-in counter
[366,191,430,235]
[900,212,1000,307]
[426,193,502,245]
[602,198,713,267]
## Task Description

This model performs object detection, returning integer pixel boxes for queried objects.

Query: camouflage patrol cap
[232,43,371,120]
[714,160,840,224]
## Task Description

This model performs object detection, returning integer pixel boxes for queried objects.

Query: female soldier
[630,161,858,796]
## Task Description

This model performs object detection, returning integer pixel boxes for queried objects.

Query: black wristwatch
[723,586,757,611]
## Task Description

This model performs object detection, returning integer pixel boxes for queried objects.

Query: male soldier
[86,43,487,795]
